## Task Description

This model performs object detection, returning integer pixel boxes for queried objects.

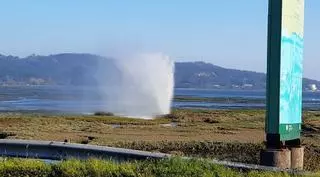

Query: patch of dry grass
[1,109,320,171]
[0,109,266,144]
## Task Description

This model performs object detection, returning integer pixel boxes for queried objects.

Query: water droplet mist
[95,53,174,119]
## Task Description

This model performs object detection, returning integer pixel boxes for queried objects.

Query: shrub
[94,112,114,116]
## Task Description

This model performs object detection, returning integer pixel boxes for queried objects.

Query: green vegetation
[0,158,304,177]
[111,141,320,172]
[0,109,266,144]
[1,109,320,171]
[112,141,263,164]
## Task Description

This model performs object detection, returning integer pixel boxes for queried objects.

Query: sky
[0,0,319,79]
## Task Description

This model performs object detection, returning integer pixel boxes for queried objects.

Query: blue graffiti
[279,32,304,124]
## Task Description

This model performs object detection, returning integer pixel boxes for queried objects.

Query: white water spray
[96,53,174,119]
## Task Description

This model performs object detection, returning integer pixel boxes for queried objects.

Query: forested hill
[0,53,318,90]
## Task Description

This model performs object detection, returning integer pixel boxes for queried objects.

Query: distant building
[309,84,317,92]
[232,84,240,88]
[196,72,211,77]
[242,84,253,88]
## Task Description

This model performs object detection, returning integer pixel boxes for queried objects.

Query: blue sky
[0,0,319,79]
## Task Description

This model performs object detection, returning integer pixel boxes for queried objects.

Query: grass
[1,109,320,171]
[0,109,266,144]
[0,157,307,177]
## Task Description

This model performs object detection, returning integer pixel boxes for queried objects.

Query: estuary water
[0,86,320,113]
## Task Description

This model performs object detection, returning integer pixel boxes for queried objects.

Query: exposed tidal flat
[174,96,265,103]
[1,109,320,173]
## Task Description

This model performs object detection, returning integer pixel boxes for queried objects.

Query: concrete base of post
[260,148,291,169]
[290,146,304,170]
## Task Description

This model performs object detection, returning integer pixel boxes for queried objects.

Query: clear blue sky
[0,0,319,79]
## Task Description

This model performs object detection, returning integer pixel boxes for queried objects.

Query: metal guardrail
[0,139,170,160]
[0,139,310,175]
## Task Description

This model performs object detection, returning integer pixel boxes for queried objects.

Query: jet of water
[95,53,174,119]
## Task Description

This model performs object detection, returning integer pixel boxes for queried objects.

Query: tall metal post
[262,0,305,169]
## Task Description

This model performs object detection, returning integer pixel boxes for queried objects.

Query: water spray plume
[96,52,174,119]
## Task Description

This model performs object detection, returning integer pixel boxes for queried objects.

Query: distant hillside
[175,62,320,90]
[0,53,114,86]
[175,62,266,89]
[0,53,319,90]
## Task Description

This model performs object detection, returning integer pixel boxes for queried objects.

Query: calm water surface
[0,86,320,113]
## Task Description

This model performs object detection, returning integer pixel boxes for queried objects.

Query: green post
[266,0,305,146]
